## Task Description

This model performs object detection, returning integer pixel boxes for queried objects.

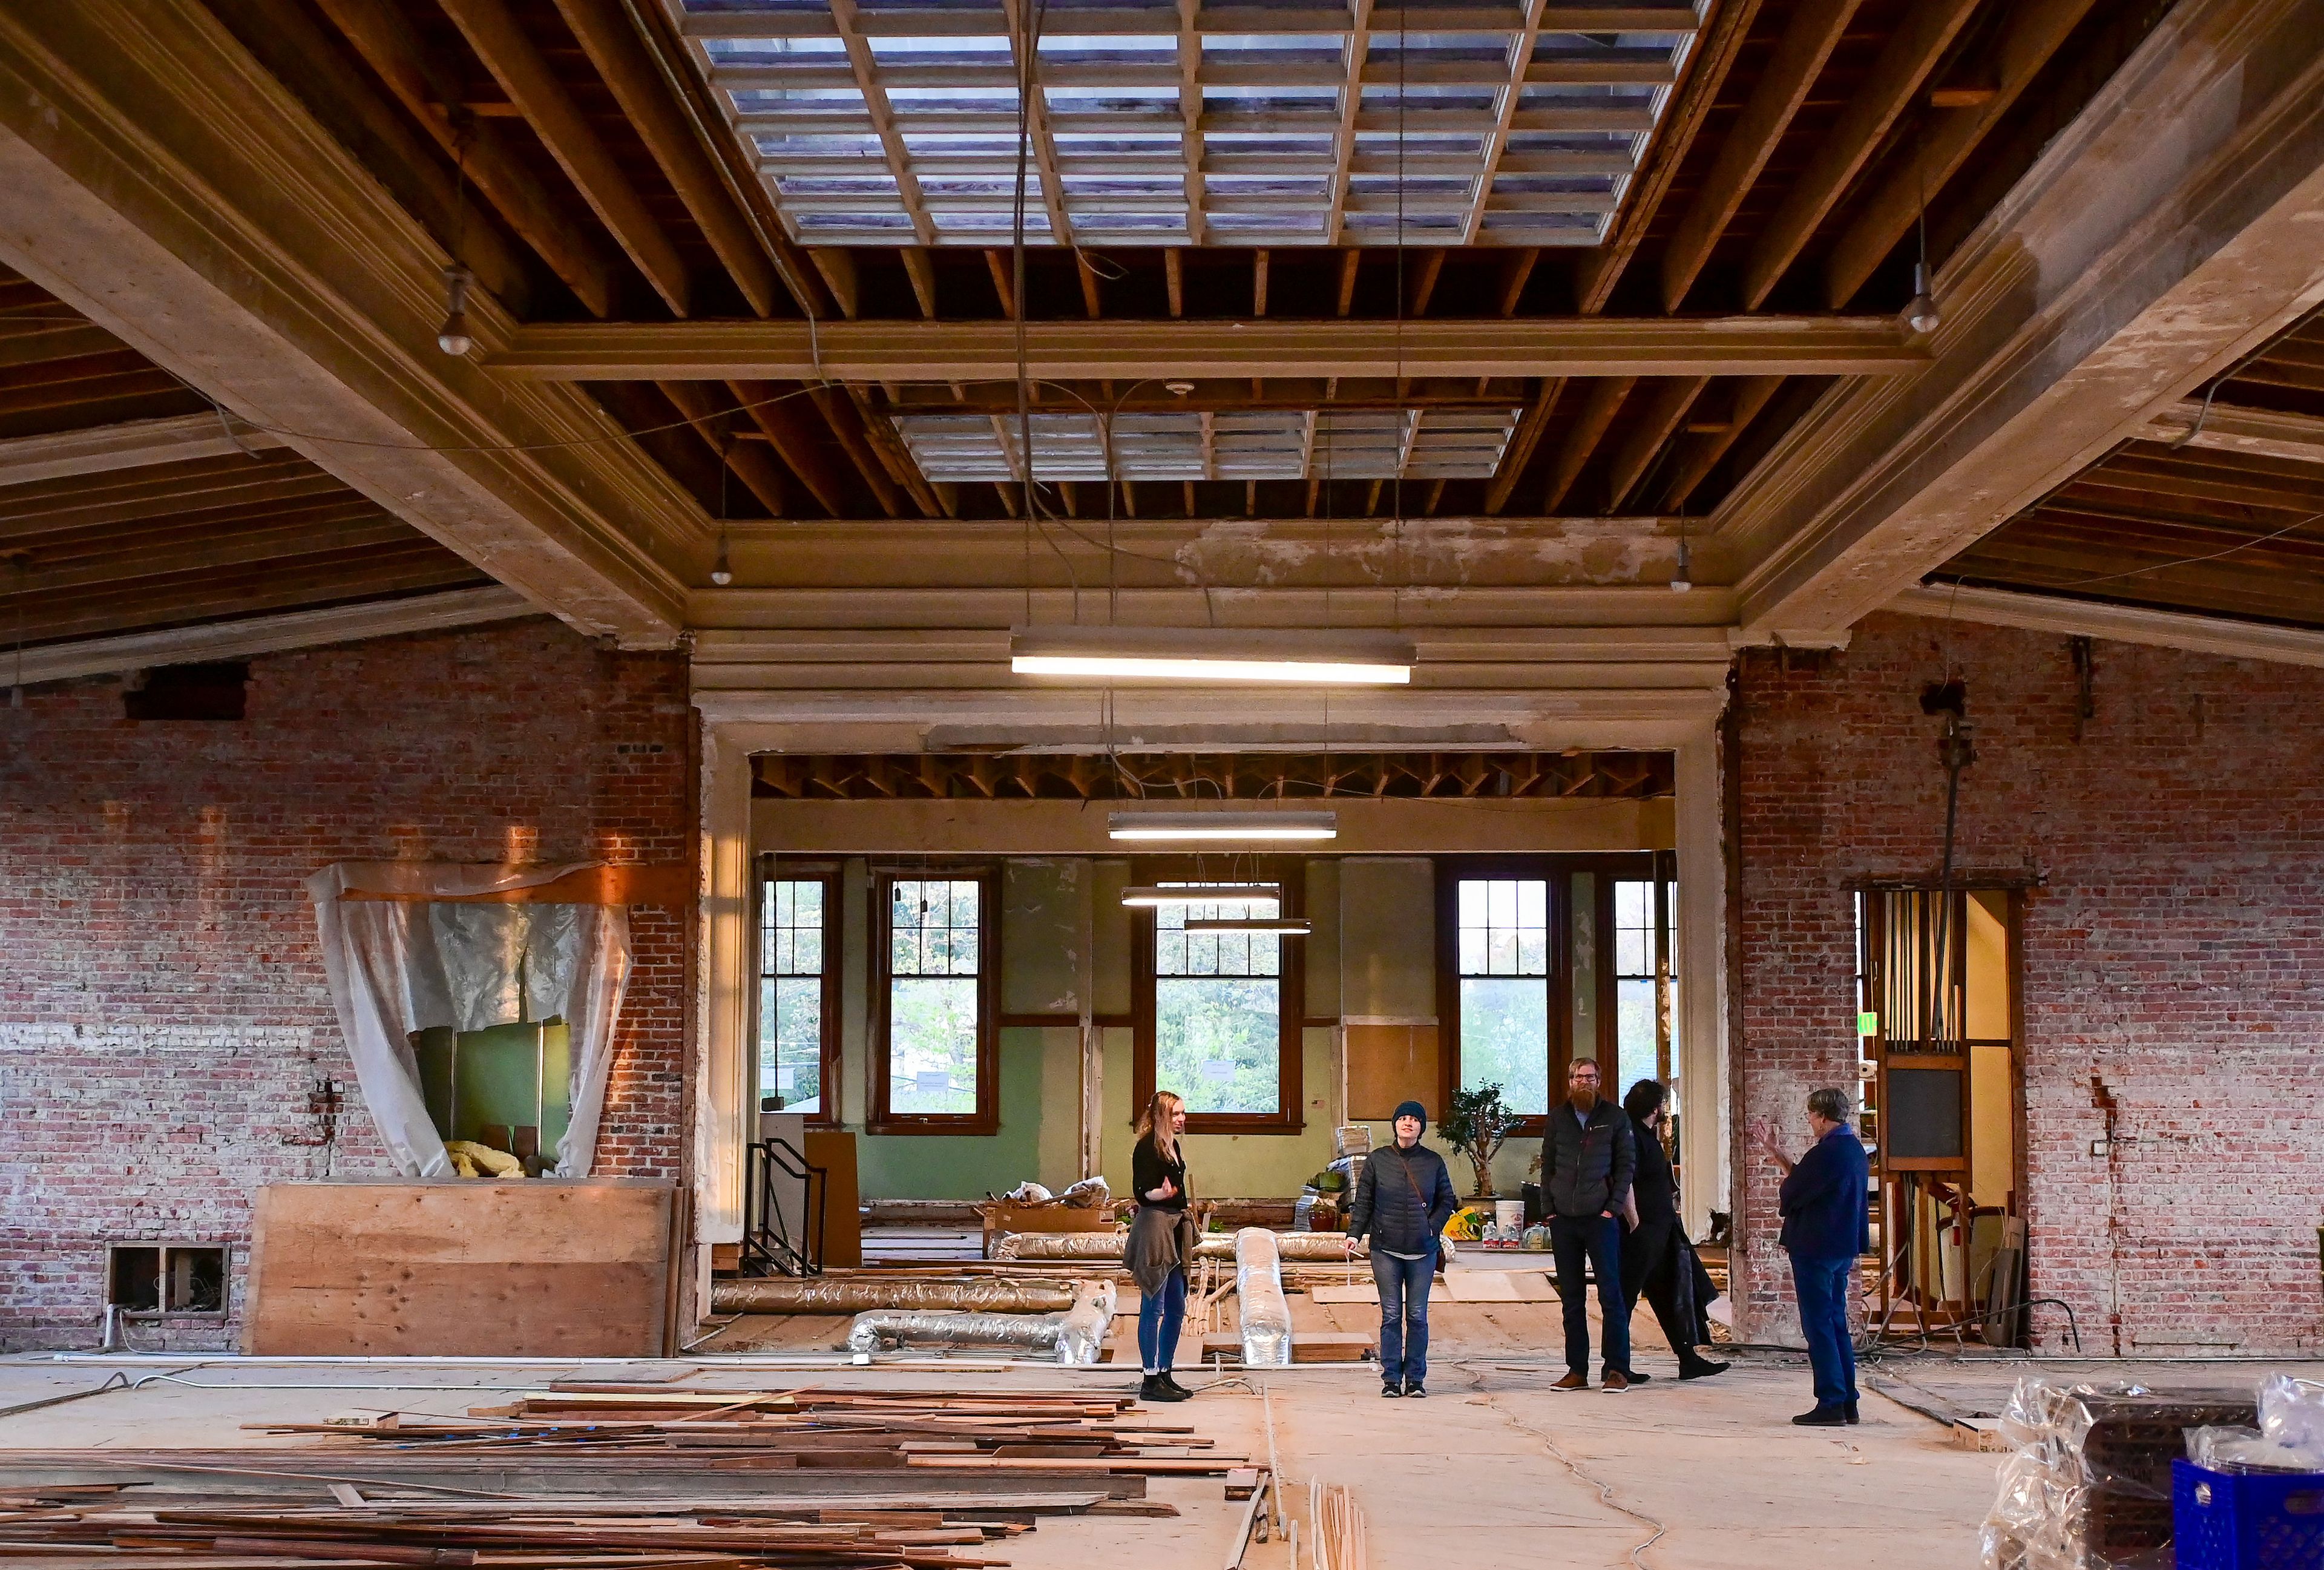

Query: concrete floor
[4,1347,2309,1569]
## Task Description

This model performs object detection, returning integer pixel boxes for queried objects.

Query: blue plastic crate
[2173,1459,2324,1569]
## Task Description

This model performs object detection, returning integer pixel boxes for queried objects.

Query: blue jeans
[1790,1252,1858,1407]
[1370,1250,1435,1384]
[1137,1267,1186,1373]
[1550,1214,1629,1375]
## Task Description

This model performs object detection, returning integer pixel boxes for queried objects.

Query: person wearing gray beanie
[1346,1100,1458,1397]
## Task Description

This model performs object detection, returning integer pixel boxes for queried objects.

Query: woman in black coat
[1617,1080,1728,1381]
[1346,1099,1459,1399]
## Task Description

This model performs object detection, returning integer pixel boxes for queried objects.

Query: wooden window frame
[1131,858,1307,1137]
[752,859,842,1126]
[1436,856,1569,1138]
[869,865,1000,1136]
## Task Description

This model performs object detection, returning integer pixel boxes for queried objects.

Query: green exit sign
[1857,1011,1879,1037]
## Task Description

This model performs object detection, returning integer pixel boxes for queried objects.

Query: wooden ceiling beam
[1659,373,1781,509]
[658,379,789,516]
[1483,376,1561,515]
[1658,0,1862,313]
[2141,399,2324,468]
[309,0,621,317]
[7,510,413,595]
[1542,375,1633,512]
[437,0,692,315]
[211,0,534,314]
[1822,0,2100,308]
[552,0,780,317]
[12,583,530,687]
[729,378,853,516]
[1574,0,1764,313]
[1890,580,2324,666]
[1603,374,1708,511]
[1739,0,1982,309]
[491,315,1926,381]
[0,471,357,538]
[0,413,287,487]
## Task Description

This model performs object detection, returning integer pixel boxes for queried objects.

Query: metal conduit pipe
[711,1278,1080,1315]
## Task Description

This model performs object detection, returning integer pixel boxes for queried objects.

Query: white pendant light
[1108,810,1338,842]
[1013,625,1414,685]
[1184,916,1311,936]
[1121,882,1283,907]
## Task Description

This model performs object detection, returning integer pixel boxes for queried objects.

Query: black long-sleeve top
[1132,1134,1189,1213]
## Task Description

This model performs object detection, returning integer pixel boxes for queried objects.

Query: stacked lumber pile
[0,1388,1249,1569]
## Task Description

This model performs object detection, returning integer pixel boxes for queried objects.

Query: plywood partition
[243,1180,678,1356]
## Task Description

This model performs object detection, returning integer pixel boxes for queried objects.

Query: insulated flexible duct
[711,1278,1080,1315]
[842,1280,1116,1364]
[990,1229,1364,1263]
[1235,1227,1293,1368]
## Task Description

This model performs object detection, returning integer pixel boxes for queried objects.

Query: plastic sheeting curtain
[306,862,631,1179]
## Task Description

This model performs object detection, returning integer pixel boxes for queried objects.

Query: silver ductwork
[841,1279,1117,1364]
[1235,1227,1293,1368]
[713,1277,1081,1314]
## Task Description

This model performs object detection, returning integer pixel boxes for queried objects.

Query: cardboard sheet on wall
[1346,1022,1439,1120]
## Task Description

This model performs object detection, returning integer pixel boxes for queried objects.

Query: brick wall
[1731,613,2324,1354]
[0,619,694,1351]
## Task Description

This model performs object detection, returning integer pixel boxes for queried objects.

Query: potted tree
[1440,1082,1514,1198]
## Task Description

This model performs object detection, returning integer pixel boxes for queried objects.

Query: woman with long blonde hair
[1123,1089,1195,1403]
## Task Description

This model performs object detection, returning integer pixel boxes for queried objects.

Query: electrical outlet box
[2090,1139,2111,1158]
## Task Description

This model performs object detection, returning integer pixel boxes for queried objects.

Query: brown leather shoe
[1551,1371,1589,1391]
[1602,1370,1632,1393]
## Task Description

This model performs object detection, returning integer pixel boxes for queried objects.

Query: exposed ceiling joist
[488,316,1926,381]
[2142,399,2324,467]
[0,412,285,487]
[1889,581,2324,671]
[0,0,696,645]
[1724,0,2324,637]
[12,583,535,686]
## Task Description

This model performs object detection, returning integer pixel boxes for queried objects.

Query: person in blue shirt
[1754,1087,1871,1427]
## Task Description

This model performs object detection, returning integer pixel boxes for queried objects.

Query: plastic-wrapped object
[2184,1427,2321,1474]
[1059,1177,1111,1209]
[1981,1379,2259,1570]
[713,1276,1080,1314]
[2259,1374,2324,1467]
[1236,1227,1293,1368]
[1002,1181,1054,1204]
[990,1232,1126,1263]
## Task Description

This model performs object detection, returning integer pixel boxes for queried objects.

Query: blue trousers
[1550,1214,1630,1375]
[1137,1267,1186,1373]
[1370,1250,1435,1384]
[1790,1252,1858,1407]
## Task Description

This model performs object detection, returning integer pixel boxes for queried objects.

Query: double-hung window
[1134,874,1304,1133]
[757,868,837,1119]
[873,872,996,1132]
[1452,875,1554,1117]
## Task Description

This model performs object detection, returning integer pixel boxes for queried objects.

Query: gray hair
[1807,1087,1851,1124]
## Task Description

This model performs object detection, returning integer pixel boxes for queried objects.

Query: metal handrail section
[741,1137,827,1278]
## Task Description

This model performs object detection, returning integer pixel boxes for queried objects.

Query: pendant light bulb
[436,265,474,356]
[1670,534,1693,594]
[710,531,734,586]
[1905,260,1940,335]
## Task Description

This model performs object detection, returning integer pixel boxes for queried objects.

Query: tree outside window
[1456,877,1551,1115]
[881,877,988,1123]
[1154,891,1282,1117]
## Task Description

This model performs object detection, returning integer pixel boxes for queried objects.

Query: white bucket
[1494,1199,1525,1232]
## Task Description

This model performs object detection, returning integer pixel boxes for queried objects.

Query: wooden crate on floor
[243,1179,678,1357]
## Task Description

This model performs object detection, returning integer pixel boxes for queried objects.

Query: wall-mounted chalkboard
[1886,1066,1965,1160]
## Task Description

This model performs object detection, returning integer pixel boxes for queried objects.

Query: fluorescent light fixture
[1108,810,1338,842]
[1012,625,1414,685]
[1121,883,1283,907]
[1184,917,1312,937]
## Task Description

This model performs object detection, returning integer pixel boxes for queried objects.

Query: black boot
[1844,1399,1860,1425]
[1140,1373,1189,1404]
[1791,1404,1848,1427]
[1160,1372,1195,1399]
[1678,1355,1730,1380]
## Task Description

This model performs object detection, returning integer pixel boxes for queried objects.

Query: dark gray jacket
[1541,1097,1636,1219]
[1347,1141,1459,1255]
